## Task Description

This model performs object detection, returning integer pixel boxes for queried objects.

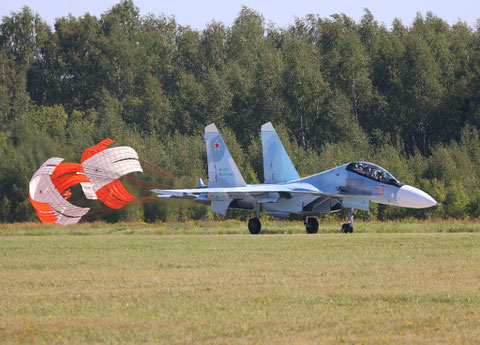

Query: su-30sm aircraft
[152,123,437,234]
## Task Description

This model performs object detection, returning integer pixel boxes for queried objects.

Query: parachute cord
[81,196,160,221]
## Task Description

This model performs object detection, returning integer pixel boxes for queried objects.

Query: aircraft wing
[151,181,374,215]
[150,182,361,215]
[151,182,339,198]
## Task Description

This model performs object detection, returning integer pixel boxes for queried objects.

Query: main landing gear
[304,217,319,234]
[248,217,261,234]
[341,208,354,233]
[247,205,354,234]
[248,203,262,234]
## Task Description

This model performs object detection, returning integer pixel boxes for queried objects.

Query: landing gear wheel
[305,217,319,234]
[341,223,353,233]
[341,208,354,233]
[248,217,261,234]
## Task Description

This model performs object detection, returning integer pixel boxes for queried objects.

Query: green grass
[0,221,479,344]
[2,219,480,236]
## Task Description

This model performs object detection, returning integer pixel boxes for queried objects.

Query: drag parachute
[29,158,91,225]
[80,139,143,209]
[29,138,147,224]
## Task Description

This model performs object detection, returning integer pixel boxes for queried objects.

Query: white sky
[1,0,479,30]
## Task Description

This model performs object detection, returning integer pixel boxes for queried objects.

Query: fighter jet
[152,122,437,234]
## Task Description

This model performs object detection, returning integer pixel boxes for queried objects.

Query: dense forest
[1,0,480,223]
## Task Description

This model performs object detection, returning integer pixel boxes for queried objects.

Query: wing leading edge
[151,182,321,198]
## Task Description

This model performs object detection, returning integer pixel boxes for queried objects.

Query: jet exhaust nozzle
[396,185,437,209]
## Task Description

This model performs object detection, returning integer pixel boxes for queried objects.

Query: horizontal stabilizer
[211,199,232,215]
[261,122,300,183]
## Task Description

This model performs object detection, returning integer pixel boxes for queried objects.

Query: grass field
[0,221,479,344]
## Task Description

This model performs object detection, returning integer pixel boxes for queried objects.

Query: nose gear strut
[341,208,354,233]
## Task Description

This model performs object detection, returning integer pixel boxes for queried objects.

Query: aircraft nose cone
[397,185,437,209]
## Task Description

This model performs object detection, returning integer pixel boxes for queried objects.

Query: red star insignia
[214,140,221,150]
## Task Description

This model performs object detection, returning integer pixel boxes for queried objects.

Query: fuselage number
[373,184,385,196]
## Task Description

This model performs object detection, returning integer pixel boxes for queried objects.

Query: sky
[1,0,479,30]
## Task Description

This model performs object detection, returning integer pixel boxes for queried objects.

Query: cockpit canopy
[346,162,403,187]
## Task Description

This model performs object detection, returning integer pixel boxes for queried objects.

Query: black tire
[248,217,261,234]
[305,217,319,234]
[341,223,351,233]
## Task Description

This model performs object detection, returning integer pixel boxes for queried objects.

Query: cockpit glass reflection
[346,162,403,187]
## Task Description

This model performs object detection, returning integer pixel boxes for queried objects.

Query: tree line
[1,1,480,222]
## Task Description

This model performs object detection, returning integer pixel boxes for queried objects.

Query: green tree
[0,7,50,70]
[53,14,103,110]
[227,7,264,66]
[0,53,30,123]
[315,14,373,128]
[21,104,68,142]
[282,34,328,147]
[172,71,206,134]
[123,73,173,136]
[200,22,227,71]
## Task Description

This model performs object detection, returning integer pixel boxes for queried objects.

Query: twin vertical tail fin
[205,124,246,188]
[205,122,297,186]
[205,124,246,214]
[261,122,299,183]
[203,122,297,214]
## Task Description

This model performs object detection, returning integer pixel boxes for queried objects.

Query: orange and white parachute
[80,139,143,209]
[29,139,144,224]
[29,158,91,225]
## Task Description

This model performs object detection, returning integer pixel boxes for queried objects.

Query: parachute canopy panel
[81,142,143,208]
[29,158,90,225]
[50,162,90,195]
[81,138,114,163]
[82,146,143,191]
